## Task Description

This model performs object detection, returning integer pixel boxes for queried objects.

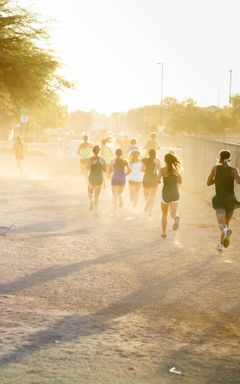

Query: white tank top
[128,161,143,182]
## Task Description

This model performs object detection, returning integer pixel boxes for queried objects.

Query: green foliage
[69,110,93,132]
[0,0,70,134]
[126,95,240,136]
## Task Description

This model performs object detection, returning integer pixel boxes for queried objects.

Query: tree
[0,0,70,137]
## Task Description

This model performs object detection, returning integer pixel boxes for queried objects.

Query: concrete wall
[183,135,240,216]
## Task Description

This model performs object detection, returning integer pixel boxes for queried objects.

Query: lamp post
[229,69,232,105]
[157,62,164,126]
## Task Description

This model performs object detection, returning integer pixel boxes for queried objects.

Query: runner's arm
[108,160,114,176]
[177,173,182,185]
[233,167,240,184]
[158,168,162,183]
[125,162,131,176]
[86,157,92,170]
[207,166,216,186]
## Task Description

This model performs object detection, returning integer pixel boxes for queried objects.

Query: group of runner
[77,133,182,238]
[11,133,240,251]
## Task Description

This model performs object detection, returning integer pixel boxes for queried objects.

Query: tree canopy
[0,0,70,136]
[126,95,240,137]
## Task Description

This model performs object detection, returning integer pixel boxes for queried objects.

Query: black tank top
[143,158,158,181]
[89,157,103,185]
[163,173,178,190]
[215,165,234,197]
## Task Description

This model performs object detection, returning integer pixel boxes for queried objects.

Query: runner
[13,136,27,178]
[126,138,139,155]
[110,149,131,214]
[207,150,240,251]
[142,149,161,215]
[128,150,143,209]
[87,145,106,216]
[160,152,182,238]
[144,132,160,155]
[77,135,93,180]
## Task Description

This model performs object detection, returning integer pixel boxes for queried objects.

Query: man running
[207,150,240,251]
[144,132,160,155]
[13,136,27,178]
[77,135,93,180]
[87,145,106,216]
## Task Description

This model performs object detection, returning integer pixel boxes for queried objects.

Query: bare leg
[161,203,169,236]
[225,210,233,227]
[118,186,124,207]
[216,209,226,244]
[170,202,180,230]
[112,186,118,213]
[88,184,94,211]
[133,183,141,208]
[144,188,150,211]
[129,183,134,205]
[93,186,102,215]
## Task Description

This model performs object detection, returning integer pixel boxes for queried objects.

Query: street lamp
[157,62,164,126]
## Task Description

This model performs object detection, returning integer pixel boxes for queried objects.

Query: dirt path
[0,160,240,383]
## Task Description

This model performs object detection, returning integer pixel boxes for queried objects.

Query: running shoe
[173,216,180,231]
[217,243,224,252]
[161,233,167,238]
[222,229,232,248]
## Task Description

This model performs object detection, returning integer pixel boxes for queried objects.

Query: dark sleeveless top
[215,166,234,197]
[142,158,158,188]
[162,173,179,203]
[212,165,240,210]
[89,157,104,186]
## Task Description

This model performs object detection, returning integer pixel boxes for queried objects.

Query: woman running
[160,152,182,238]
[87,145,106,216]
[110,149,131,213]
[142,149,161,215]
[128,150,143,208]
[13,136,27,178]
[207,150,240,251]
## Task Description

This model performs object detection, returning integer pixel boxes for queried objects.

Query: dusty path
[0,156,240,383]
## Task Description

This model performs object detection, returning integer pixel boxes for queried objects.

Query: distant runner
[142,149,161,215]
[77,135,93,180]
[110,149,131,214]
[87,145,106,216]
[207,150,240,251]
[159,152,182,238]
[144,132,160,155]
[128,150,143,209]
[126,138,139,156]
[13,136,27,178]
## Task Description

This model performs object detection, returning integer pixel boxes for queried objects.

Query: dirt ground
[0,154,240,384]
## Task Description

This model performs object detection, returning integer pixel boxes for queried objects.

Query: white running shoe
[217,243,224,252]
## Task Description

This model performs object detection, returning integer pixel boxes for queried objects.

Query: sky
[19,0,240,113]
